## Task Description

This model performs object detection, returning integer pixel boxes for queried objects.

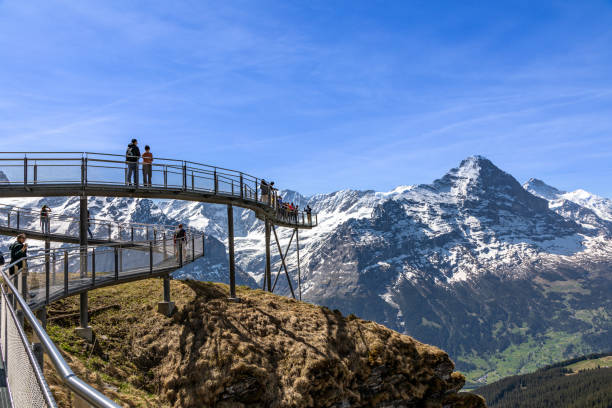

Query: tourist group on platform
[125,138,313,225]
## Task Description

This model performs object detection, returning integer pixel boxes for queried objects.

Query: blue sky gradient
[1,1,611,196]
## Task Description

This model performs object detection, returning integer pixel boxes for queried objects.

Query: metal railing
[0,230,205,407]
[1,273,118,408]
[0,203,200,243]
[0,152,318,227]
[7,232,204,310]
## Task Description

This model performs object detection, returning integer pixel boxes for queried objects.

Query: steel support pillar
[296,228,302,301]
[75,196,93,342]
[157,276,175,316]
[227,205,239,301]
[265,218,272,292]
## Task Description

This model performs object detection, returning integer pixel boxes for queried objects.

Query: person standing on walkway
[260,179,269,205]
[126,138,141,187]
[9,233,27,276]
[173,224,187,261]
[40,205,51,235]
[142,145,153,187]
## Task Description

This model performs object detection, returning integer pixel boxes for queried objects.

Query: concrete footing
[157,301,175,316]
[75,326,94,343]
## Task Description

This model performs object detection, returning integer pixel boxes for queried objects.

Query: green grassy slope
[474,353,612,408]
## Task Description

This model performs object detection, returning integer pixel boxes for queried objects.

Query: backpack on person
[0,253,5,265]
[126,145,136,160]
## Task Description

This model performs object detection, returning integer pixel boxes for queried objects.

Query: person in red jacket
[142,145,153,187]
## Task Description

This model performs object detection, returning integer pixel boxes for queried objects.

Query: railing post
[146,227,150,241]
[7,211,10,228]
[21,262,28,300]
[163,233,167,260]
[16,210,20,230]
[108,223,112,241]
[202,234,205,257]
[191,171,195,191]
[231,180,234,196]
[240,173,244,199]
[214,170,218,194]
[64,250,69,296]
[164,165,168,188]
[255,178,258,201]
[131,226,134,241]
[114,247,119,280]
[34,161,38,184]
[153,229,157,243]
[149,242,153,274]
[45,239,50,305]
[182,162,187,191]
[192,236,195,261]
[23,156,27,185]
[91,248,96,286]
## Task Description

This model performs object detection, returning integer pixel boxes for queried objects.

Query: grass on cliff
[43,278,481,408]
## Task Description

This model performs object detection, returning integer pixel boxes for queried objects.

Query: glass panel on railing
[90,246,117,284]
[86,161,129,185]
[34,160,82,184]
[192,171,215,192]
[25,259,46,306]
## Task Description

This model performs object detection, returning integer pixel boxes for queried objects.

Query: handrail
[4,229,203,273]
[0,151,317,228]
[0,203,200,233]
[1,269,120,407]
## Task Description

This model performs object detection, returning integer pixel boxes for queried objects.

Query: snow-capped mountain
[1,155,610,384]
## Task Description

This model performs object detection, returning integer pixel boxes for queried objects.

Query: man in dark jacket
[126,138,141,187]
[9,233,27,275]
[174,224,187,261]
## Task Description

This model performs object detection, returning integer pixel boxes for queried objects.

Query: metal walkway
[0,152,317,229]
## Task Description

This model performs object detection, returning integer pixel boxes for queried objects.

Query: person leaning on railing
[305,205,312,225]
[9,233,27,276]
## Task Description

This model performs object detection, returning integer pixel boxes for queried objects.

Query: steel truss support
[296,228,302,301]
[271,225,296,299]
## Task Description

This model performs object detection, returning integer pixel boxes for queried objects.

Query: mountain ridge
[1,155,611,386]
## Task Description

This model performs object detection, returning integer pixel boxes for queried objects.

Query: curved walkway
[0,204,198,246]
[0,152,317,229]
[8,231,204,312]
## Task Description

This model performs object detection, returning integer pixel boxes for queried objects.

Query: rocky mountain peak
[523,178,566,200]
[0,171,9,183]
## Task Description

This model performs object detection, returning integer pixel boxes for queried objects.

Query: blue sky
[1,1,611,197]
